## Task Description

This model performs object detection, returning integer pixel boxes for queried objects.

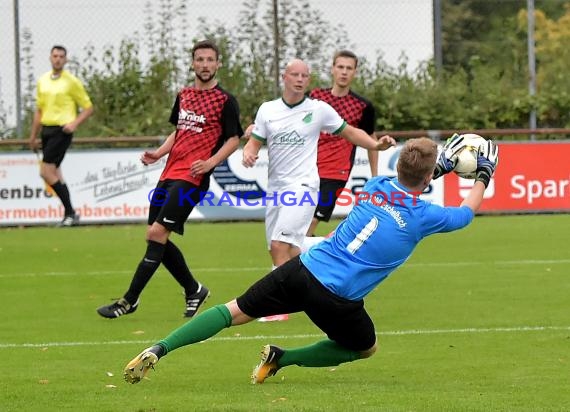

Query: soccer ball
[450,133,487,179]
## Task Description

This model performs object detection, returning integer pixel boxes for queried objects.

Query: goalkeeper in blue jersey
[123,135,499,385]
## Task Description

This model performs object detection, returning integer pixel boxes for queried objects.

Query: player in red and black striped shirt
[307,50,379,237]
[97,40,243,320]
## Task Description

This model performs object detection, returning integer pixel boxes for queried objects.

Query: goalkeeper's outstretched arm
[460,181,486,212]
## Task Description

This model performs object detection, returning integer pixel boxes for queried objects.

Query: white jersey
[252,97,346,191]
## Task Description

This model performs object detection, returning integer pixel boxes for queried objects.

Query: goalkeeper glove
[433,133,463,179]
[475,140,499,188]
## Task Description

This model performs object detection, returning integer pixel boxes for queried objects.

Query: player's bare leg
[269,240,300,267]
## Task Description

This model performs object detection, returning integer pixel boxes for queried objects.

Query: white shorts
[265,186,318,249]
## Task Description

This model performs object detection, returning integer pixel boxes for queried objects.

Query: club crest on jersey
[302,112,313,123]
[273,130,305,146]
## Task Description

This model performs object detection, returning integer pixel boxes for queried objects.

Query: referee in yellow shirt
[28,45,94,227]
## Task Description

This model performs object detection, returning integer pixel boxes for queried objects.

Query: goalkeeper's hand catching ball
[475,140,499,188]
[433,133,463,179]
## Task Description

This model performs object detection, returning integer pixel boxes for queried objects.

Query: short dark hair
[333,50,358,68]
[51,45,67,55]
[397,137,438,187]
[192,40,220,60]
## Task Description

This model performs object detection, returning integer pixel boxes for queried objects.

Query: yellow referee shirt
[36,70,93,126]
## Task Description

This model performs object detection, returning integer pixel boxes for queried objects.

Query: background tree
[194,0,353,122]
[520,5,570,127]
[6,0,570,140]
[441,0,564,73]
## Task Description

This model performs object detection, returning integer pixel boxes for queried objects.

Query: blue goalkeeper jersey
[300,176,474,300]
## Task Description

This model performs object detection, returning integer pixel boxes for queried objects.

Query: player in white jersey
[243,58,395,268]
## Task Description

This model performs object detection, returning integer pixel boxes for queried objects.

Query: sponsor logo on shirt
[273,131,305,146]
[178,109,206,133]
[302,112,313,123]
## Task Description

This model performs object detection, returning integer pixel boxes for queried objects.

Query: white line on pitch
[1,259,569,278]
[1,325,569,349]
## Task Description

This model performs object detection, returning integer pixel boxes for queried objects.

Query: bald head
[281,58,311,104]
[284,58,310,75]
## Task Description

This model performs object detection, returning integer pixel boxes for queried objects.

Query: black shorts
[148,180,206,235]
[236,256,376,351]
[41,126,73,167]
[314,178,346,222]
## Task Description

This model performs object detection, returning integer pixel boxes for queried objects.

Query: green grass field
[1,215,569,411]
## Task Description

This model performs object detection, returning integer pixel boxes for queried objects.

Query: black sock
[149,344,166,359]
[162,240,199,296]
[124,240,166,304]
[51,181,74,216]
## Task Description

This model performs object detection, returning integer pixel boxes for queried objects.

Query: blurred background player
[122,135,499,385]
[96,40,243,319]
[307,50,378,237]
[28,45,94,227]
